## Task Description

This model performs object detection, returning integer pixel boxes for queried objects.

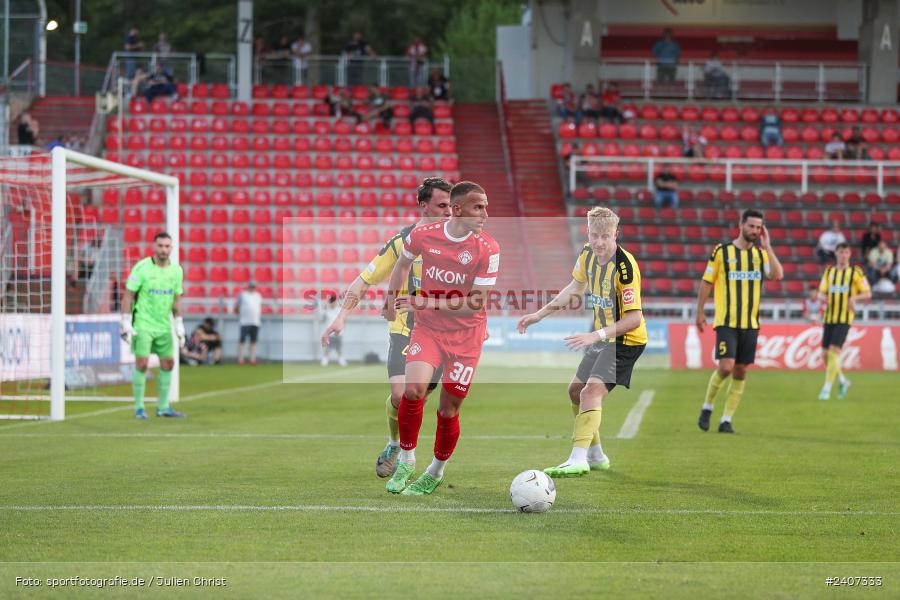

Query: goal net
[0,148,180,420]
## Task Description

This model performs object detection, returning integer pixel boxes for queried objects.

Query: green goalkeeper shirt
[126,257,183,334]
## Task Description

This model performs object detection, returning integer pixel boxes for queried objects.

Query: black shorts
[239,325,259,344]
[387,332,441,392]
[575,343,646,392]
[822,323,850,349]
[715,326,759,365]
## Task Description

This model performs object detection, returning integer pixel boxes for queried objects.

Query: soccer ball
[509,470,556,513]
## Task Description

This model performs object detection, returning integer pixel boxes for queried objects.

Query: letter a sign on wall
[880,23,892,51]
[581,21,593,47]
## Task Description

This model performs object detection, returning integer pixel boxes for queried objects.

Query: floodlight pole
[74,0,81,96]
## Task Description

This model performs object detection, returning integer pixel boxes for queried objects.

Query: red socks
[398,395,425,451]
[434,412,460,461]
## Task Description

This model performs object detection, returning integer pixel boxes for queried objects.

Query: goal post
[0,148,180,421]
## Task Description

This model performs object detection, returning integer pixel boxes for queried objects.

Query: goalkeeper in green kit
[121,232,187,419]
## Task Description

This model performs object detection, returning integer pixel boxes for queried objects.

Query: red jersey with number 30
[402,220,501,331]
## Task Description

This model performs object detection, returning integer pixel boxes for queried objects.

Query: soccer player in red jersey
[382,181,500,495]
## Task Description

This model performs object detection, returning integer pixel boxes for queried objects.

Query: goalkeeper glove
[121,314,136,345]
[174,316,186,348]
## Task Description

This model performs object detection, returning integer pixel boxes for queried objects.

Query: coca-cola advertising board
[669,323,900,371]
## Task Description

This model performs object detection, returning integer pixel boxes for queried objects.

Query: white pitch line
[0,505,895,516]
[0,432,564,441]
[0,368,369,431]
[616,390,655,439]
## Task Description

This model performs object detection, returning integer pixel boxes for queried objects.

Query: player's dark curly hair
[416,177,452,204]
[741,209,764,223]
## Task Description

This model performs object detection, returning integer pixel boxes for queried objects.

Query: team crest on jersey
[458,250,473,265]
[409,343,422,356]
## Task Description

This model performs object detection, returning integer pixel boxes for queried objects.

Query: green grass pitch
[0,364,897,599]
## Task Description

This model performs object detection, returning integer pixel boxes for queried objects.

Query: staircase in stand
[502,100,574,289]
[452,102,529,293]
[27,97,96,146]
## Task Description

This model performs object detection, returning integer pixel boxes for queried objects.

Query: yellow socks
[825,349,841,387]
[572,409,603,449]
[704,370,727,408]
[386,395,399,443]
[723,379,745,420]
[571,403,600,446]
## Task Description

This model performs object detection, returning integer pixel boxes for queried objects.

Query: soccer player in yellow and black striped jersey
[320,178,452,476]
[518,207,647,477]
[695,209,784,434]
[816,242,871,401]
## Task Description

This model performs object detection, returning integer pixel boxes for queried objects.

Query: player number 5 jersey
[402,220,500,331]
[703,243,769,330]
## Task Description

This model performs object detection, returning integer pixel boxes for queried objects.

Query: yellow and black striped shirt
[572,244,648,346]
[359,223,422,336]
[703,243,770,330]
[819,265,869,325]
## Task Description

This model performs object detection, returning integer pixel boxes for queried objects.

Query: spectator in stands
[557,83,578,121]
[344,31,375,85]
[825,133,846,160]
[844,126,867,160]
[142,64,177,103]
[598,82,625,123]
[703,50,730,99]
[428,68,451,102]
[270,35,292,59]
[123,27,144,79]
[253,37,267,61]
[652,28,681,84]
[326,87,362,123]
[16,112,38,146]
[802,284,823,323]
[407,36,429,87]
[681,125,707,158]
[365,85,393,129]
[867,239,895,285]
[410,85,434,125]
[291,35,312,60]
[561,142,579,170]
[236,282,263,365]
[152,32,174,70]
[654,168,679,209]
[816,221,846,264]
[291,35,312,81]
[45,134,69,151]
[578,84,600,121]
[193,317,223,364]
[759,108,783,147]
[860,222,882,259]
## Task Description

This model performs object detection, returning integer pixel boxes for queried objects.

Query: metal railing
[569,155,900,196]
[102,52,450,96]
[598,59,866,103]
[254,54,449,88]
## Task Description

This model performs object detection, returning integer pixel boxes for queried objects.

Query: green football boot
[588,457,611,471]
[837,379,851,400]
[375,443,400,478]
[543,462,590,478]
[818,388,831,401]
[385,462,415,494]
[400,472,443,496]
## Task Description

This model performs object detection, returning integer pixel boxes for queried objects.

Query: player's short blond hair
[587,207,620,232]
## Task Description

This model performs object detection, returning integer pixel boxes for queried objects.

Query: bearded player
[382,181,500,496]
[121,231,186,419]
[320,178,452,477]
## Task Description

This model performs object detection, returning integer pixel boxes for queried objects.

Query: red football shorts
[406,321,486,398]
